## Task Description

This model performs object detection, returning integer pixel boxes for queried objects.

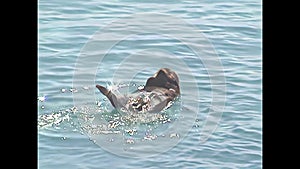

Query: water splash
[38,107,76,129]
[38,83,182,144]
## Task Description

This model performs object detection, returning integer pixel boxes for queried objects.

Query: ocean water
[38,0,262,168]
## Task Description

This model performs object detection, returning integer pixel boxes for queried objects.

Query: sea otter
[96,68,180,113]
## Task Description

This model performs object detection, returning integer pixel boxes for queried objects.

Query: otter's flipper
[96,85,117,108]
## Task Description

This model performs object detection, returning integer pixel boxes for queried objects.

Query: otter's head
[145,68,180,95]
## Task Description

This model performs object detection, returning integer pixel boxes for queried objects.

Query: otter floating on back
[96,68,180,114]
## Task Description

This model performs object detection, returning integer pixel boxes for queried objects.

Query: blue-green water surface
[38,0,262,168]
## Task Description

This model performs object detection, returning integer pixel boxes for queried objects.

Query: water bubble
[53,118,62,125]
[125,129,137,136]
[61,137,67,140]
[89,138,96,143]
[41,105,45,109]
[108,121,120,128]
[69,88,78,93]
[61,89,66,93]
[120,107,126,112]
[96,101,101,107]
[126,139,135,144]
[118,83,128,88]
[170,133,180,138]
[143,137,151,141]
[38,96,46,102]
[70,107,77,113]
[193,124,200,128]
[137,85,144,90]
[143,133,157,141]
